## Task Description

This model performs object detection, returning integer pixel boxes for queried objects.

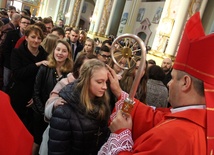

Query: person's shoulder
[7,29,19,35]
[166,69,172,76]
[77,40,83,47]
[12,46,20,53]
[1,18,9,24]
[59,77,69,86]
[39,45,48,54]
[52,104,73,119]
[1,23,10,31]
[39,64,49,70]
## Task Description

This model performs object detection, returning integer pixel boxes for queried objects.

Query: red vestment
[0,91,33,155]
[120,100,206,155]
[100,92,206,155]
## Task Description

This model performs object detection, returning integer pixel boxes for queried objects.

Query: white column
[165,0,191,56]
[117,0,135,35]
[53,0,61,22]
[105,0,117,36]
[38,0,49,17]
[126,0,141,27]
[122,0,139,33]
[88,0,99,33]
[70,0,82,28]
[76,0,85,28]
[93,0,105,34]
[65,0,75,26]
[199,0,208,17]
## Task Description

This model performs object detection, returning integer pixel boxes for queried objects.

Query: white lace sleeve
[110,91,129,121]
[98,129,133,155]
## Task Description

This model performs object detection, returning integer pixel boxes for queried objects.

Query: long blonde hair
[76,59,110,120]
[41,33,59,54]
[120,56,148,103]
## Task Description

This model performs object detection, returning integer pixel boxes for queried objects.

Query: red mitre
[173,12,214,154]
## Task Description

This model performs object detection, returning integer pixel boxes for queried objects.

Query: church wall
[117,1,165,47]
[133,2,165,47]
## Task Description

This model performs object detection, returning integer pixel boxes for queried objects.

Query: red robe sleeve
[98,91,168,155]
[110,91,166,141]
[0,91,33,155]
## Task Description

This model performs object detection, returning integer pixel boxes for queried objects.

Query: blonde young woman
[41,33,60,54]
[79,30,87,45]
[76,38,95,60]
[32,39,73,154]
[39,53,97,155]
[48,59,111,154]
[119,56,148,103]
[108,50,126,80]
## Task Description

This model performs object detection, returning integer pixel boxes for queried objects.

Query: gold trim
[206,107,214,111]
[155,118,176,128]
[207,137,214,140]
[188,0,196,16]
[96,33,103,37]
[205,89,214,92]
[174,62,214,79]
[92,32,97,35]
[148,50,175,60]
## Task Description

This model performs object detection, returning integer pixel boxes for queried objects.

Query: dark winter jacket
[48,81,110,155]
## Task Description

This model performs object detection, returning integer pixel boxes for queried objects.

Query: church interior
[1,0,214,64]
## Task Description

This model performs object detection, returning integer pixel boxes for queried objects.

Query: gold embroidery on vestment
[210,149,213,155]
[174,62,214,79]
[155,118,176,128]
[207,137,214,140]
[205,89,214,92]
[206,107,214,111]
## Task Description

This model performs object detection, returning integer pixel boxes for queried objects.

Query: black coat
[162,69,172,87]
[67,39,83,61]
[7,41,48,122]
[33,65,67,115]
[3,29,22,68]
[32,65,68,145]
[48,81,110,155]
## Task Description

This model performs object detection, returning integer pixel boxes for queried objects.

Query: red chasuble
[119,100,206,155]
[0,91,33,155]
[103,92,206,155]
